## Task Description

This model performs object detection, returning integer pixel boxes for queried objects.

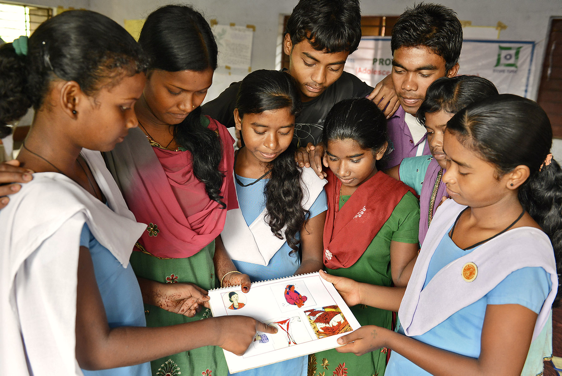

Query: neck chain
[22,142,99,198]
[450,206,526,251]
[235,169,271,187]
[138,120,175,150]
[234,151,271,187]
[427,169,444,227]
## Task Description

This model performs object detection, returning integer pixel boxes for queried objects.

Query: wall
[89,0,562,158]
[89,0,560,96]
[23,0,552,160]
[19,0,90,10]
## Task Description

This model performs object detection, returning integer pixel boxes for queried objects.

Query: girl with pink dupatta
[104,5,248,376]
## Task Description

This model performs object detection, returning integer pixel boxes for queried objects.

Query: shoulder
[300,166,327,187]
[201,80,240,109]
[386,106,406,126]
[389,191,420,222]
[3,175,89,234]
[327,71,373,97]
[400,156,433,176]
[207,115,235,144]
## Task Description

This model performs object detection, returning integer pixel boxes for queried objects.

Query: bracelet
[220,270,242,287]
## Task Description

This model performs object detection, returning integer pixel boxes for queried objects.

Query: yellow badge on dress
[462,262,478,282]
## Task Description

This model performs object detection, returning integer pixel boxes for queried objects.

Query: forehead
[100,72,146,99]
[327,138,367,156]
[393,46,447,70]
[425,110,454,129]
[293,38,350,64]
[149,68,213,90]
[242,107,295,127]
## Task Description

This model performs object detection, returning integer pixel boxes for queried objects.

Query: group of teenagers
[0,1,561,376]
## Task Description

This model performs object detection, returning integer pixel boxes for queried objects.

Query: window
[0,2,52,43]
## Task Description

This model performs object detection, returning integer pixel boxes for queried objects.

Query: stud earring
[72,110,77,115]
[510,183,514,187]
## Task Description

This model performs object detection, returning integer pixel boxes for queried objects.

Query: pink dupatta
[105,116,237,259]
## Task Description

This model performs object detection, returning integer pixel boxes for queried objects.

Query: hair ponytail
[235,70,305,250]
[174,107,225,208]
[264,143,307,250]
[519,159,562,279]
[0,43,32,137]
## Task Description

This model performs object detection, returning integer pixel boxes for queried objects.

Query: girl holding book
[216,69,327,376]
[322,95,560,375]
[310,98,420,376]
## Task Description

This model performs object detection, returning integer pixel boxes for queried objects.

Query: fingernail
[26,169,35,174]
[23,173,32,181]
[10,184,20,191]
[337,338,344,344]
[1,197,8,205]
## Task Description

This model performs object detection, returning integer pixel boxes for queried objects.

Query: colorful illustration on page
[221,290,247,311]
[304,305,352,339]
[284,284,308,307]
[271,281,316,312]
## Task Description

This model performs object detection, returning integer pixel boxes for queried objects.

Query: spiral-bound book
[208,272,361,373]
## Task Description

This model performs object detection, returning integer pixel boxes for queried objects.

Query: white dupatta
[399,199,558,341]
[221,167,326,266]
[0,149,145,376]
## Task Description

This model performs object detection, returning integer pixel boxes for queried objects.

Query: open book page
[208,272,361,373]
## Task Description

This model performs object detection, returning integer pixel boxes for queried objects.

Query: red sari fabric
[127,116,237,259]
[323,170,414,269]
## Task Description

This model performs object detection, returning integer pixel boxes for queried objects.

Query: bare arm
[319,270,405,312]
[295,211,326,275]
[213,235,251,292]
[390,240,418,287]
[336,304,536,376]
[0,160,33,209]
[76,246,275,370]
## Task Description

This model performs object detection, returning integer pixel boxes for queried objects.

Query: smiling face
[392,46,458,115]
[442,130,514,208]
[235,107,295,165]
[142,68,213,125]
[284,34,349,102]
[78,72,146,151]
[325,138,387,195]
[425,110,454,169]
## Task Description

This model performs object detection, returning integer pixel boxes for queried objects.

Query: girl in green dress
[104,5,270,376]
[309,98,420,376]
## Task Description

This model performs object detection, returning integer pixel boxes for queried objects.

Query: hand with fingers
[214,316,278,356]
[295,143,327,179]
[319,270,362,307]
[367,75,400,119]
[336,325,390,356]
[0,160,33,209]
[154,282,211,317]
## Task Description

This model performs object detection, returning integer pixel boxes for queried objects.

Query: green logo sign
[495,46,522,68]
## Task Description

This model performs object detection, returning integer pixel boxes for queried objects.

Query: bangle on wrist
[220,270,241,287]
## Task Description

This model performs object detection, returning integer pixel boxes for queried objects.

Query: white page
[208,272,361,373]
